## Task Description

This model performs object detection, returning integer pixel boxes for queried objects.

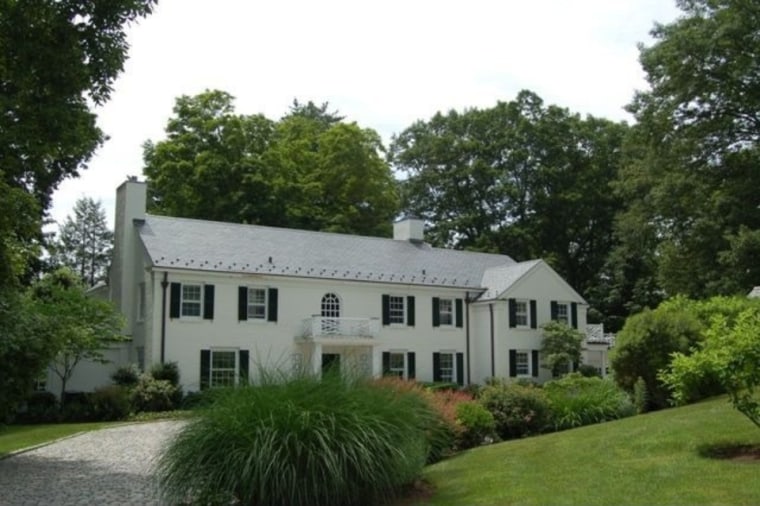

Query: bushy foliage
[90,385,130,421]
[633,377,648,414]
[543,374,635,431]
[156,374,441,506]
[455,401,497,449]
[578,364,601,378]
[16,392,59,424]
[111,364,140,387]
[478,380,552,439]
[130,375,179,413]
[541,321,584,377]
[610,306,702,410]
[149,361,180,386]
[661,308,760,429]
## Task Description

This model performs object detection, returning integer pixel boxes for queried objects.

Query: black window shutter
[455,299,464,328]
[407,352,416,380]
[407,296,415,326]
[433,352,441,382]
[203,285,214,320]
[508,299,517,328]
[456,352,464,386]
[267,288,278,322]
[170,282,181,319]
[530,300,537,329]
[200,349,210,390]
[239,350,249,385]
[432,297,440,327]
[382,351,390,375]
[532,350,539,378]
[509,349,517,377]
[571,302,578,329]
[382,295,390,326]
[238,287,248,321]
[551,300,558,321]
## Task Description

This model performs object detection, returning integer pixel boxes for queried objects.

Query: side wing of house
[470,260,588,383]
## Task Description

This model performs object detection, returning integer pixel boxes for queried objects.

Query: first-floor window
[210,350,237,387]
[182,284,202,317]
[389,352,405,378]
[438,352,454,382]
[515,351,530,376]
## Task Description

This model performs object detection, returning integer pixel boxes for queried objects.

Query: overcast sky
[50,0,681,229]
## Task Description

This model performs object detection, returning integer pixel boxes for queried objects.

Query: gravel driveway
[0,421,184,506]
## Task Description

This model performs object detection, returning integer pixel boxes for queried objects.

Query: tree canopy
[143,91,399,237]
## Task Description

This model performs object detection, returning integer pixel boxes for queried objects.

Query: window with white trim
[389,295,405,324]
[389,352,406,378]
[210,350,238,387]
[181,284,202,317]
[515,300,529,327]
[439,352,455,383]
[439,298,454,326]
[247,288,267,320]
[556,302,569,325]
[516,351,530,376]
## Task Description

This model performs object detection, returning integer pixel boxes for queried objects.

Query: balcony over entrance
[298,316,380,345]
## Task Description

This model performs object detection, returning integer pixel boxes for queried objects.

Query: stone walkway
[0,421,183,506]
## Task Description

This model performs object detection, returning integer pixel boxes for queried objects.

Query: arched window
[321,293,341,318]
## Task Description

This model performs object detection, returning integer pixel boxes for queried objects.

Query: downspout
[489,303,495,378]
[160,271,168,364]
[465,293,471,385]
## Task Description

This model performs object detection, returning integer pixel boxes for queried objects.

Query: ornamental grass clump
[544,373,635,431]
[156,373,440,506]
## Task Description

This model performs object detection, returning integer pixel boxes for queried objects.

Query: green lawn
[418,397,760,505]
[0,422,116,457]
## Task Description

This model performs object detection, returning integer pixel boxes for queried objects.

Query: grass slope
[420,397,760,505]
[0,423,115,457]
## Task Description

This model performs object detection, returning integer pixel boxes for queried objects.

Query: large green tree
[144,92,399,236]
[611,0,760,303]
[390,91,627,319]
[53,197,113,287]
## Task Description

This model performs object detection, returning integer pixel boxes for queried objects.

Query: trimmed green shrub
[156,374,440,506]
[111,364,140,387]
[17,391,59,424]
[130,375,178,413]
[61,392,93,422]
[455,401,496,449]
[544,374,635,431]
[478,380,552,439]
[149,362,180,386]
[90,385,130,421]
[578,364,601,378]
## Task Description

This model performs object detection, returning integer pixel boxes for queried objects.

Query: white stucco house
[48,180,611,394]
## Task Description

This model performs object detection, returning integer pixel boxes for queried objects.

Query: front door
[322,353,341,376]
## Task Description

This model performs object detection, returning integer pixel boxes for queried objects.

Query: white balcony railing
[300,316,380,340]
[586,324,616,346]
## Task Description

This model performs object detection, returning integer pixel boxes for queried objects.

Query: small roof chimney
[393,217,424,242]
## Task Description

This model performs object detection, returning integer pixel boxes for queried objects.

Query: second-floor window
[247,288,267,320]
[170,282,214,320]
[514,300,528,327]
[382,295,415,326]
[238,286,278,322]
[182,284,202,317]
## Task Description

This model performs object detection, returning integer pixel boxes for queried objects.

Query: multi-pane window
[439,352,454,382]
[439,298,453,326]
[556,303,569,325]
[515,300,529,327]
[247,288,267,320]
[181,284,202,317]
[515,351,530,376]
[389,352,405,378]
[389,296,405,324]
[210,350,237,387]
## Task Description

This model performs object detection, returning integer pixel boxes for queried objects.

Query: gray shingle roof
[479,260,543,300]
[138,215,517,290]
